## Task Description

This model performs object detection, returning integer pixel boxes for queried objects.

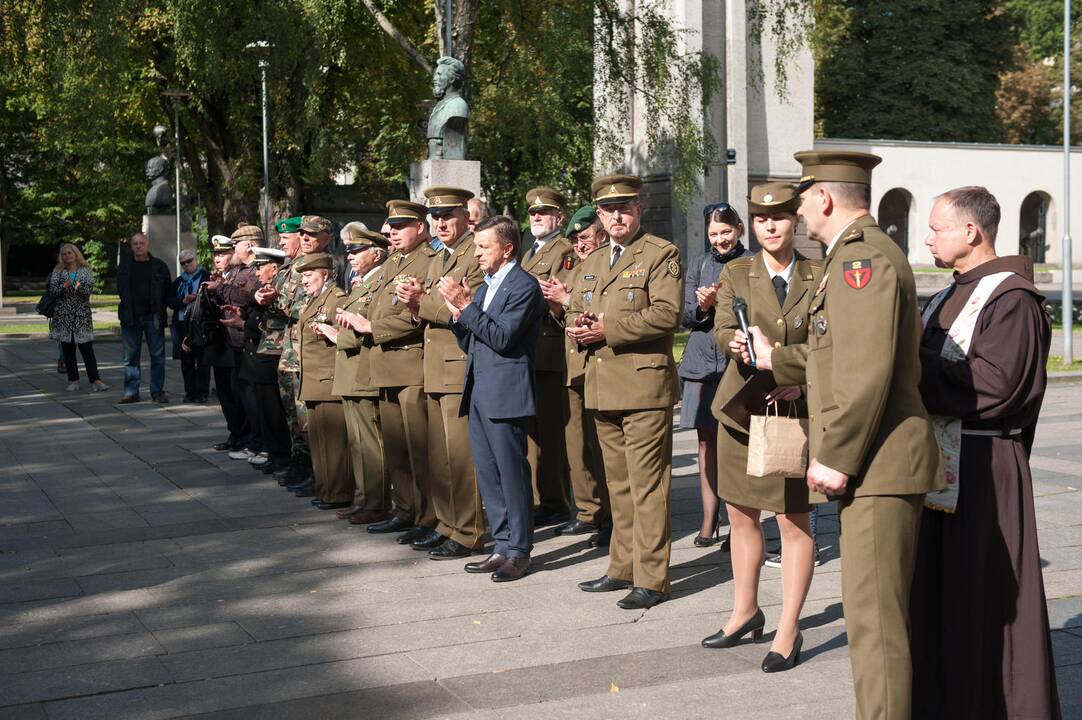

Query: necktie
[528,241,540,259]
[610,245,622,269]
[772,275,788,308]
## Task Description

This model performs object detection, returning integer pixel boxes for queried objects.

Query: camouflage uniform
[257,256,309,459]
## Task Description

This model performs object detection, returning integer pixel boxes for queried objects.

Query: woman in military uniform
[701,182,822,673]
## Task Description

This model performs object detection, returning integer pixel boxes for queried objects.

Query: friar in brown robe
[909,187,1061,719]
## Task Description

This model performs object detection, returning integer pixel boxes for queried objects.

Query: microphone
[732,296,756,368]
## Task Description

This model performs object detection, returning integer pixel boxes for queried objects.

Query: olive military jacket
[297,283,346,403]
[417,233,485,395]
[561,262,591,388]
[566,230,682,412]
[711,252,822,434]
[331,268,383,399]
[521,233,575,374]
[367,248,429,388]
[771,215,942,497]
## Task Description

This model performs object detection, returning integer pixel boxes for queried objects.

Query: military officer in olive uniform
[295,252,353,509]
[328,229,391,523]
[520,186,575,526]
[359,200,434,538]
[397,187,487,560]
[568,175,682,610]
[740,151,941,720]
[540,205,612,547]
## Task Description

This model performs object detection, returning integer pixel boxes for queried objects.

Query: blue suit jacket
[452,263,544,419]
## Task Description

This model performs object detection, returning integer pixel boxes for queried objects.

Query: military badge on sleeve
[563,256,575,271]
[842,259,873,290]
[667,259,681,278]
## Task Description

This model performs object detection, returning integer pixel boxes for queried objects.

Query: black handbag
[36,290,58,318]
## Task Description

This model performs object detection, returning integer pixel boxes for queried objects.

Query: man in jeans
[117,232,171,403]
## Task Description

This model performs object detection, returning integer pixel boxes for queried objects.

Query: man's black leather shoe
[291,480,316,498]
[429,539,473,560]
[367,516,412,534]
[285,476,314,492]
[587,527,613,548]
[578,575,631,593]
[491,556,530,582]
[395,526,429,544]
[214,439,241,451]
[315,501,350,510]
[410,530,446,550]
[555,519,598,536]
[465,553,507,574]
[534,506,570,527]
[616,587,669,610]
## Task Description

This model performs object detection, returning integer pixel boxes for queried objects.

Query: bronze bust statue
[426,56,469,160]
[145,156,173,214]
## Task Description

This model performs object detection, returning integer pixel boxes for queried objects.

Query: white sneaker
[91,380,110,392]
[228,448,257,461]
[65,381,79,392]
[248,452,270,466]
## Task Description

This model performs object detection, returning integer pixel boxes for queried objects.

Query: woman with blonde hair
[48,243,108,392]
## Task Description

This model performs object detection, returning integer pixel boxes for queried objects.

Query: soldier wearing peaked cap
[520,186,576,529]
[541,205,612,548]
[295,252,353,508]
[357,199,435,532]
[739,151,941,719]
[568,174,682,609]
[326,236,390,521]
[393,186,487,559]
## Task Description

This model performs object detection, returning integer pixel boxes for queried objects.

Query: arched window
[1020,192,1051,263]
[878,188,913,256]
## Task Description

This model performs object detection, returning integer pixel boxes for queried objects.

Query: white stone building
[609,1,1072,267]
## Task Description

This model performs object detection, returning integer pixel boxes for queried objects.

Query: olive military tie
[772,275,787,308]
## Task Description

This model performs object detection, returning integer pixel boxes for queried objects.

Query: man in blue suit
[440,215,544,582]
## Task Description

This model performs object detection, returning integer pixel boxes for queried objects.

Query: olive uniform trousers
[342,397,386,512]
[306,400,352,504]
[379,386,431,526]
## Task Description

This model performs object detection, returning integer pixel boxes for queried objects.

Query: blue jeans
[122,315,165,397]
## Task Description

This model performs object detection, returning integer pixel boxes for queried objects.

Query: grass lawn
[674,331,688,364]
[1047,355,1082,371]
[0,322,121,335]
[4,292,120,306]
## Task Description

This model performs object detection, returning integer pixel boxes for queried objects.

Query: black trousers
[213,363,248,444]
[181,350,210,399]
[255,382,291,464]
[60,341,100,383]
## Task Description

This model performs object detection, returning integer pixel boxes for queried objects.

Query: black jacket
[117,254,171,327]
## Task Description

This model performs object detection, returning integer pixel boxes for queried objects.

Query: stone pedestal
[142,214,197,277]
[408,159,482,202]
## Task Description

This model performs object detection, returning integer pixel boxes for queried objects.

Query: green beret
[565,206,598,237]
[294,252,333,272]
[275,217,302,234]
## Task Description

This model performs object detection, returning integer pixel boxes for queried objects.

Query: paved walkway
[0,337,1079,720]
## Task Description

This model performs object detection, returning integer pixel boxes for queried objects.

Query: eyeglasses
[702,202,734,217]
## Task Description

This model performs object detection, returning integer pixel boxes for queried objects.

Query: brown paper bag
[746,402,808,478]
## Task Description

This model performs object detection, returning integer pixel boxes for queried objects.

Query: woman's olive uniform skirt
[716,424,814,514]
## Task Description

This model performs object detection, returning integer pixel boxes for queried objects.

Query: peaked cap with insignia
[526,186,566,211]
[344,227,390,252]
[591,174,643,205]
[294,252,333,272]
[251,247,287,266]
[210,235,235,253]
[385,199,427,223]
[794,150,882,192]
[747,181,801,216]
[424,186,474,212]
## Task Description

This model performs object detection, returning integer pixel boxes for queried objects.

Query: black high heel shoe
[693,521,720,547]
[761,632,803,673]
[701,608,766,648]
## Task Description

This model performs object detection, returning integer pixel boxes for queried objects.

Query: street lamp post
[162,89,189,278]
[246,41,272,242]
[1064,0,1073,364]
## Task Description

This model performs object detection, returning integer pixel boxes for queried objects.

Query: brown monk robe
[910,255,1061,720]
